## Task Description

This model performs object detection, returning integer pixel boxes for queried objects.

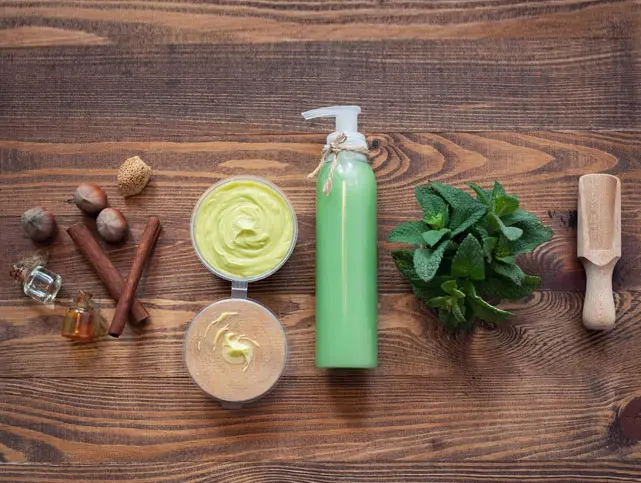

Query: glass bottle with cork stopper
[61,291,100,341]
[10,252,62,305]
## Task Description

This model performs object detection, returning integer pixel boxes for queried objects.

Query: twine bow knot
[308,133,370,195]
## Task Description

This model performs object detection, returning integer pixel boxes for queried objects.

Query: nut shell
[21,206,56,241]
[117,156,152,197]
[96,208,128,243]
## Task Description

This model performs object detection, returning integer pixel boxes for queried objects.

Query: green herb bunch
[388,181,553,330]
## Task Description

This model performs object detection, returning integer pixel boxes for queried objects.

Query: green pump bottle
[302,106,378,368]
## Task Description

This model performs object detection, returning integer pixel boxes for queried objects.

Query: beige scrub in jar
[184,298,287,406]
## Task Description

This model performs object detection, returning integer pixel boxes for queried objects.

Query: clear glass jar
[11,264,62,304]
[61,292,98,341]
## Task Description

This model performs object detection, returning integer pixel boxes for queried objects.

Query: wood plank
[1,290,640,378]
[1,40,639,138]
[2,461,641,482]
[0,374,640,463]
[1,132,640,301]
[0,26,110,47]
[2,0,640,476]
[0,0,638,46]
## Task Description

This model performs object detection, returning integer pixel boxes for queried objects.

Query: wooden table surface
[2,1,641,482]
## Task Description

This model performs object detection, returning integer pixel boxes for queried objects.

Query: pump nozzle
[302,105,366,149]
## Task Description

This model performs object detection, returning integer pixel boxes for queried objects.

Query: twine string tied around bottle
[308,133,370,195]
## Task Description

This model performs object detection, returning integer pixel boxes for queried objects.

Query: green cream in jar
[193,179,295,279]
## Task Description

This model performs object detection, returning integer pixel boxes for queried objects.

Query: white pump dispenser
[302,105,367,149]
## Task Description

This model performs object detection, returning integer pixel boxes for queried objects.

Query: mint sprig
[388,180,553,331]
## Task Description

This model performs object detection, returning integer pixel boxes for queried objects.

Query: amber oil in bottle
[62,291,99,341]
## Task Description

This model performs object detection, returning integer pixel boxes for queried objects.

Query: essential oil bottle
[11,264,62,304]
[61,291,100,341]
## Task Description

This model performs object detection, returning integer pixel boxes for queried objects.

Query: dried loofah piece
[117,156,152,197]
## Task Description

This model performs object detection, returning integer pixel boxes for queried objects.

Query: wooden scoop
[577,174,621,330]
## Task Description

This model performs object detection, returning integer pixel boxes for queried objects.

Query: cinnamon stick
[109,217,161,338]
[67,223,149,324]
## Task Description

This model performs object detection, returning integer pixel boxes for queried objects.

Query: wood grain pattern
[2,1,641,477]
[1,40,639,137]
[0,0,638,46]
[0,26,109,47]
[2,461,641,482]
[1,374,641,463]
[1,291,641,378]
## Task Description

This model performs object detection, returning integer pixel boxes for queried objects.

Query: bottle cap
[74,291,95,310]
[10,264,27,284]
[302,106,367,149]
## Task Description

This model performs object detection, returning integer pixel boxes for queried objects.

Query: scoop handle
[582,258,617,330]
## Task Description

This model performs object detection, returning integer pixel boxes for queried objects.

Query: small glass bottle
[11,264,62,304]
[62,291,99,341]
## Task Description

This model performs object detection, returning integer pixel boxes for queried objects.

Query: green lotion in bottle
[302,106,378,368]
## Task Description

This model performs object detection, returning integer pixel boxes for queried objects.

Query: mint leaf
[415,187,449,228]
[469,183,492,206]
[468,295,512,322]
[411,280,444,303]
[493,194,519,217]
[504,218,553,255]
[438,306,473,330]
[474,225,489,237]
[473,225,492,247]
[489,213,523,241]
[438,309,459,329]
[413,241,448,282]
[477,275,542,300]
[388,221,429,245]
[491,260,525,286]
[491,181,506,199]
[440,279,457,295]
[434,294,468,325]
[428,182,487,236]
[459,279,476,297]
[451,233,485,281]
[444,240,459,253]
[502,226,523,241]
[451,302,467,324]
[422,228,450,247]
[499,206,552,254]
[482,236,498,262]
[429,182,476,209]
[501,208,538,226]
[494,236,512,258]
[427,296,449,309]
[426,213,446,230]
[441,280,465,299]
[460,280,512,321]
[392,250,420,283]
[393,251,448,300]
[450,203,487,236]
